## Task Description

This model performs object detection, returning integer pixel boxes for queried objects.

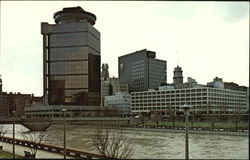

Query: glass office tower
[41,6,100,106]
[119,49,166,92]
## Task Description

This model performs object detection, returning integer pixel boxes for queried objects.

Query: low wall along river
[1,124,248,159]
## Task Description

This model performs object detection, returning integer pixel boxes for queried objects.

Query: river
[1,124,249,159]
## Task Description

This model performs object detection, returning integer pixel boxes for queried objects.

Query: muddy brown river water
[2,124,249,159]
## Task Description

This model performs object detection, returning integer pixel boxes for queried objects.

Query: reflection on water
[2,124,248,159]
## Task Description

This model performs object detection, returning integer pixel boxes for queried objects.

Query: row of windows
[132,96,246,101]
[148,64,166,72]
[49,61,88,75]
[131,64,144,70]
[132,93,246,100]
[132,90,246,97]
[132,101,208,104]
[131,105,246,110]
[49,89,100,105]
[208,89,246,95]
[133,96,245,101]
[131,60,144,73]
[132,60,144,66]
[50,47,88,61]
[50,32,88,47]
[131,86,246,96]
[51,23,100,39]
[132,72,144,80]
[209,94,246,99]
[49,32,100,51]
[132,98,208,102]
[132,98,246,103]
[131,103,201,106]
[131,107,209,111]
[132,102,246,107]
[132,93,208,98]
[149,59,166,66]
[132,89,208,95]
[47,75,88,89]
[208,98,246,101]
[88,35,100,51]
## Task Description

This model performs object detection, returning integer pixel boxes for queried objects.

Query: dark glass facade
[41,7,100,106]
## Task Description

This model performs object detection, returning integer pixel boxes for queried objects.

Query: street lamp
[12,110,16,159]
[181,104,192,160]
[61,108,67,159]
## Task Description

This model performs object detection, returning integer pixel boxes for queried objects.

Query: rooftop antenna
[176,50,179,66]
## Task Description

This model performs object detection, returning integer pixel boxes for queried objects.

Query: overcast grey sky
[0,1,249,96]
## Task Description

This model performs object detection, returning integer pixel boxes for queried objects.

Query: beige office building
[131,86,247,115]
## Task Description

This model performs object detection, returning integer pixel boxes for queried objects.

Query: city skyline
[0,1,249,96]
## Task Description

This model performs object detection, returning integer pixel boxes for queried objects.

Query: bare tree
[152,111,160,127]
[21,130,50,157]
[209,114,218,130]
[0,125,8,137]
[208,104,218,130]
[233,110,241,131]
[91,127,134,159]
[169,110,176,128]
[0,125,8,149]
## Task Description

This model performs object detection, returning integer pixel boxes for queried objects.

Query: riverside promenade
[0,136,104,159]
[1,142,62,159]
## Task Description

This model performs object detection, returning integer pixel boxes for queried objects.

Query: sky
[0,1,249,96]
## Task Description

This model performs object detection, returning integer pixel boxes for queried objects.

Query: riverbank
[123,126,249,136]
[59,118,248,131]
[64,123,249,136]
[144,121,249,130]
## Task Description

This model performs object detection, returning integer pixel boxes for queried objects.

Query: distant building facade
[0,76,41,117]
[0,76,9,117]
[109,77,129,94]
[41,6,100,106]
[247,88,249,112]
[183,77,200,88]
[101,79,112,106]
[101,76,129,106]
[25,105,119,119]
[131,72,248,116]
[0,92,42,118]
[118,49,166,92]
[207,77,224,88]
[224,82,248,92]
[104,92,131,116]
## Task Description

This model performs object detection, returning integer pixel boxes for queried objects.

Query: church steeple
[173,65,183,88]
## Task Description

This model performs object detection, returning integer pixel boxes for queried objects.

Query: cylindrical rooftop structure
[53,6,96,25]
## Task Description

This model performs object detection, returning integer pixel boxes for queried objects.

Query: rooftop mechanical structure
[53,6,96,25]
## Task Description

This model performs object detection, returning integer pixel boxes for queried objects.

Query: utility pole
[181,104,191,160]
[61,108,67,159]
[12,110,16,159]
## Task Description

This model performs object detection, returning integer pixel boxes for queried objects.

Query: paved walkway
[0,142,63,159]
